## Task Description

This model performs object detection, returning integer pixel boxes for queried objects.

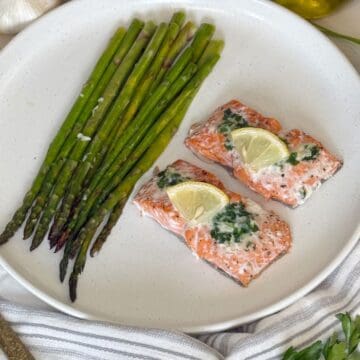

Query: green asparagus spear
[53,14,191,246]
[90,94,194,257]
[60,55,220,283]
[73,55,214,232]
[148,21,197,95]
[22,21,153,241]
[189,23,215,62]
[112,22,180,138]
[90,199,127,257]
[68,25,215,227]
[170,11,186,27]
[67,20,145,142]
[24,22,157,246]
[78,25,213,206]
[57,25,215,256]
[50,17,197,251]
[61,61,195,248]
[67,102,189,301]
[0,25,129,245]
[68,62,197,247]
[50,21,183,245]
[29,23,166,250]
[198,39,224,66]
[68,55,219,301]
[87,12,186,186]
[43,23,167,245]
[54,48,194,251]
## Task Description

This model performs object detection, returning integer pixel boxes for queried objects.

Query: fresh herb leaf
[157,169,189,189]
[211,203,258,244]
[287,152,299,165]
[338,313,354,348]
[328,343,347,360]
[283,341,323,360]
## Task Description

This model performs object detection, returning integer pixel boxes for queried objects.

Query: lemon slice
[230,127,289,171]
[166,181,229,224]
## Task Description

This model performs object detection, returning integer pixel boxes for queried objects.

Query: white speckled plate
[0,0,359,333]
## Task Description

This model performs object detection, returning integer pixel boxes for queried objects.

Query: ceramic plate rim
[0,0,359,333]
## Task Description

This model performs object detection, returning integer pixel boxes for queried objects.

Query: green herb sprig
[283,313,360,360]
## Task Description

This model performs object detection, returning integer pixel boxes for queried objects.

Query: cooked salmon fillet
[185,100,342,207]
[134,160,291,286]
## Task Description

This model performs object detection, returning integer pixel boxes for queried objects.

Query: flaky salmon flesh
[134,160,291,286]
[185,100,342,207]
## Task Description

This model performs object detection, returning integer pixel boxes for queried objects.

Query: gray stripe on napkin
[11,321,199,360]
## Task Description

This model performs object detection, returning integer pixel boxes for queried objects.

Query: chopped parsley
[286,144,320,166]
[210,203,259,244]
[287,152,299,165]
[302,144,320,161]
[217,109,248,150]
[157,168,189,189]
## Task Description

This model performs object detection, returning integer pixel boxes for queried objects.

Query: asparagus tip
[0,231,10,245]
[23,224,33,240]
[59,258,68,283]
[90,248,98,258]
[29,242,38,251]
[69,273,78,302]
[54,242,64,253]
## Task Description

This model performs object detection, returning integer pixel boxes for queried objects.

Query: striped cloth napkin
[1,2,359,360]
[0,239,359,360]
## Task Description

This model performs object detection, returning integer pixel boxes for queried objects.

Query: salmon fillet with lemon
[134,160,291,286]
[185,100,342,207]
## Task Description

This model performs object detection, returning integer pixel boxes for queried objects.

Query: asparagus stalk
[22,21,153,241]
[67,101,189,301]
[0,24,129,245]
[42,23,167,244]
[25,22,157,247]
[67,62,197,250]
[148,21,197,95]
[60,55,220,283]
[30,22,165,250]
[170,11,186,27]
[68,55,219,301]
[86,12,186,188]
[90,199,127,257]
[75,24,214,213]
[49,21,183,245]
[112,22,181,138]
[188,23,215,62]
[58,60,196,254]
[90,92,195,257]
[198,39,224,65]
[66,20,145,142]
[85,64,199,209]
[53,48,194,251]
[56,18,196,242]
